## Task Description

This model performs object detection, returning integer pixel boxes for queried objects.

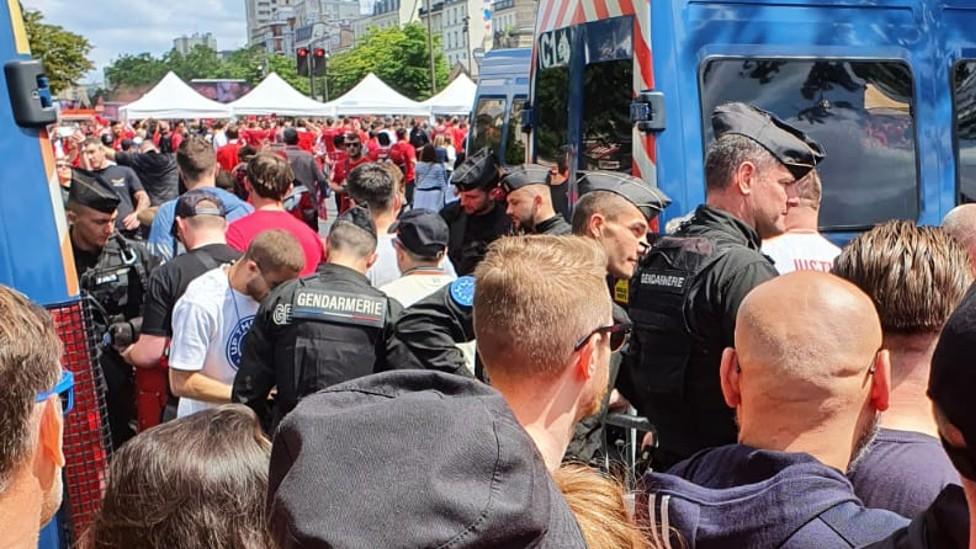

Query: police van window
[535,26,573,165]
[505,96,527,165]
[954,62,976,203]
[700,59,918,230]
[472,98,506,154]
[581,16,632,172]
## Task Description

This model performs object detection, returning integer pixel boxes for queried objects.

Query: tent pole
[426,0,438,95]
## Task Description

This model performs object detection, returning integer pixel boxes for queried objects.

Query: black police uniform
[232,209,405,429]
[70,171,157,447]
[441,148,512,275]
[622,103,825,468]
[500,164,572,236]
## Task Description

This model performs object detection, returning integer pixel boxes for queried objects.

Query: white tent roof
[419,74,476,115]
[229,72,334,117]
[120,72,232,120]
[323,73,430,116]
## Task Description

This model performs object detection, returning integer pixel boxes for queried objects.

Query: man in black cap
[501,164,572,235]
[625,101,825,469]
[378,208,455,308]
[440,148,512,275]
[67,170,158,446]
[232,206,405,430]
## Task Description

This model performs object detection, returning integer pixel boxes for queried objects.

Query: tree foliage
[23,9,94,94]
[327,23,449,100]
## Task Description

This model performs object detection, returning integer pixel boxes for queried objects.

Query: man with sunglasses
[329,132,371,214]
[168,230,303,418]
[625,102,824,469]
[0,286,69,547]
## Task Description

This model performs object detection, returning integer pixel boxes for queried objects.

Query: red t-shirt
[225,210,324,276]
[297,131,316,152]
[242,128,269,148]
[322,128,339,153]
[216,142,242,173]
[391,140,416,183]
[452,127,466,152]
[331,155,371,186]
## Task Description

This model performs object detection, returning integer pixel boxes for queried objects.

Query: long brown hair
[81,405,273,549]
[553,464,653,549]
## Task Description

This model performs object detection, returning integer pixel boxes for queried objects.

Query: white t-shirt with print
[762,231,842,274]
[169,266,259,418]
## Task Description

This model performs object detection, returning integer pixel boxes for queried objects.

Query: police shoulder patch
[449,276,476,309]
[292,288,387,328]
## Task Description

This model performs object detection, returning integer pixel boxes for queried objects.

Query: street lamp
[462,15,472,75]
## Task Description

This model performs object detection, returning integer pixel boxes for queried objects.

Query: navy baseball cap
[171,189,226,237]
[268,370,586,548]
[711,102,825,179]
[391,208,449,258]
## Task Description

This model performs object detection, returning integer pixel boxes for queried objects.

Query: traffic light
[312,48,327,77]
[296,47,310,77]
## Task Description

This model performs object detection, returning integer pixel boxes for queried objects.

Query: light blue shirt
[147,187,253,261]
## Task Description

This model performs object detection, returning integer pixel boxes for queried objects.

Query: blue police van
[469,48,531,165]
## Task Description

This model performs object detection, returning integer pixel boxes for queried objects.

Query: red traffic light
[313,48,326,57]
[296,47,309,57]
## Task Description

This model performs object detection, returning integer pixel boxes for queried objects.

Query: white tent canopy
[120,71,233,120]
[323,73,430,116]
[230,72,334,117]
[419,74,476,115]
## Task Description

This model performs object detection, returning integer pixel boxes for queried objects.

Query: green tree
[104,52,169,90]
[164,44,225,81]
[327,23,449,100]
[23,9,93,94]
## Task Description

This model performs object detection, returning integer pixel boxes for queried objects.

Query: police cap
[712,102,825,179]
[334,205,377,238]
[450,148,500,191]
[391,208,449,258]
[577,171,671,219]
[500,164,550,194]
[68,169,120,214]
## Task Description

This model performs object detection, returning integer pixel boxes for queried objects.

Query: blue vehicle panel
[470,48,531,164]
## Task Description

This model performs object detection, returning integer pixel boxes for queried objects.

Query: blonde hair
[553,465,652,549]
[833,221,973,333]
[433,134,449,148]
[473,235,610,379]
[795,169,823,209]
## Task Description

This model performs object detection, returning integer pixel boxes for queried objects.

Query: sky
[22,0,250,83]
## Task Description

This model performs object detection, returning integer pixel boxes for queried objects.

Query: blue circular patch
[225,315,255,371]
[449,276,476,309]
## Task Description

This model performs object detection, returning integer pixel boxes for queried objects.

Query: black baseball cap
[391,208,449,257]
[268,370,586,548]
[451,147,500,191]
[711,102,825,179]
[68,169,120,213]
[929,285,976,450]
[171,189,226,237]
[577,170,672,220]
[500,164,550,193]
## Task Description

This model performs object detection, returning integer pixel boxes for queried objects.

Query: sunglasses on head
[35,370,75,416]
[574,320,633,353]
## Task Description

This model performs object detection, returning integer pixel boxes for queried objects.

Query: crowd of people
[3,101,976,548]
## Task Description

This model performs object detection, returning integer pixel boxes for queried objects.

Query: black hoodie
[642,445,909,548]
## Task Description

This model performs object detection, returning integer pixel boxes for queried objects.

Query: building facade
[491,0,535,49]
[173,32,218,55]
[353,0,421,44]
[247,0,300,54]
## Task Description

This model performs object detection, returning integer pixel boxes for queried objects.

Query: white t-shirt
[379,270,457,307]
[762,231,842,274]
[367,233,457,288]
[169,266,259,417]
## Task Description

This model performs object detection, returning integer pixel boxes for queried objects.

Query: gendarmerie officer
[67,170,158,447]
[500,164,572,235]
[623,102,825,468]
[233,207,404,429]
[441,148,512,275]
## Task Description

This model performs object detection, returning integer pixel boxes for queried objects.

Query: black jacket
[232,263,404,429]
[864,484,970,549]
[622,205,777,467]
[440,200,512,276]
[534,214,572,236]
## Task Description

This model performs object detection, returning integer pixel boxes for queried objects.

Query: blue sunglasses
[35,370,75,416]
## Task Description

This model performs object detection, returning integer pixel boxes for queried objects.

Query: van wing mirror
[630,90,665,133]
[520,100,533,132]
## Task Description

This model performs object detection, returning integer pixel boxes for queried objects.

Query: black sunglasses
[345,142,361,148]
[574,320,633,353]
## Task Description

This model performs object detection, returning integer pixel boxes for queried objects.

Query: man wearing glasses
[0,285,70,547]
[329,133,371,214]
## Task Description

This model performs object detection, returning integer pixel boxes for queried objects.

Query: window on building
[701,58,918,229]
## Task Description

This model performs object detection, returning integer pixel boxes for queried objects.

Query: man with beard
[440,148,512,275]
[501,164,571,235]
[626,102,824,469]
[330,132,371,213]
[642,272,908,548]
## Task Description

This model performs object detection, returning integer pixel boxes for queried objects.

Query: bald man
[942,203,976,273]
[641,272,908,548]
